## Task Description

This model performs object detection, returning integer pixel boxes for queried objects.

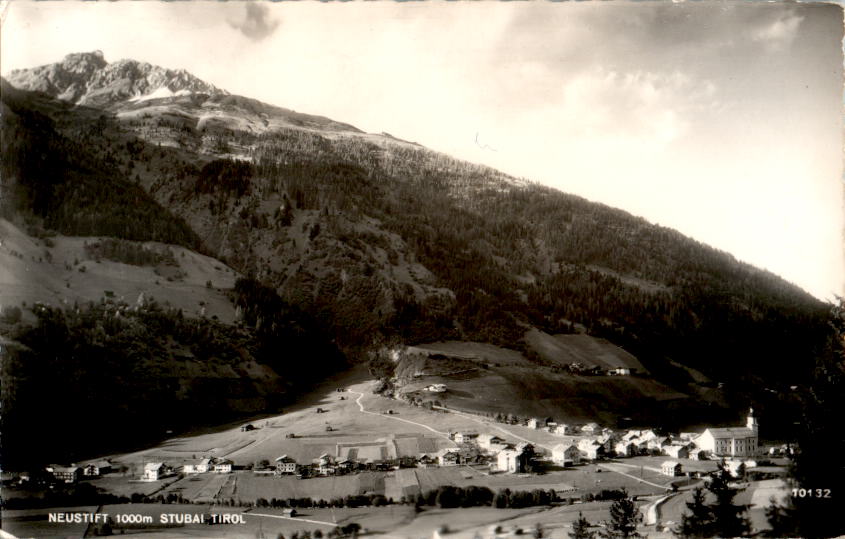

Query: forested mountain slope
[1,53,833,446]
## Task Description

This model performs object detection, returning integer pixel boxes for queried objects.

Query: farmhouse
[83,460,112,477]
[596,435,617,453]
[142,462,165,481]
[614,442,638,458]
[697,409,759,458]
[551,423,572,436]
[664,444,691,459]
[438,449,461,467]
[527,418,547,430]
[552,444,581,466]
[47,465,81,483]
[336,459,356,474]
[638,430,658,442]
[577,439,606,461]
[417,454,437,468]
[497,445,531,473]
[688,448,708,460]
[679,432,701,442]
[314,454,336,476]
[452,432,478,444]
[648,436,672,452]
[477,434,506,451]
[726,459,756,477]
[661,461,683,477]
[275,455,298,475]
[213,459,233,474]
[580,423,600,434]
[183,458,212,474]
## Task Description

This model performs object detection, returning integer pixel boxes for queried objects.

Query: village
[34,404,779,487]
[3,370,796,539]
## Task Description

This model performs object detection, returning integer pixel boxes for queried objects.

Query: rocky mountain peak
[5,51,227,108]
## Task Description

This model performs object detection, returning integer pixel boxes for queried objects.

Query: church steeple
[746,407,758,432]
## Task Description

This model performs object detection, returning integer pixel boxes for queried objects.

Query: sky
[1,1,843,301]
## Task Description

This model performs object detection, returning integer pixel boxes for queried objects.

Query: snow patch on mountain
[5,51,226,108]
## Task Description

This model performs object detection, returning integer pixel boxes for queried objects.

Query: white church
[696,408,759,458]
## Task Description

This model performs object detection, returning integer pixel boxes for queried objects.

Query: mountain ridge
[5,51,228,108]
[1,53,833,451]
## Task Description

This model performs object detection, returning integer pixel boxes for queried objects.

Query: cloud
[554,67,719,151]
[229,3,280,42]
[751,11,804,51]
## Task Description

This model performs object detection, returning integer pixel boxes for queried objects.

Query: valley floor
[3,369,788,538]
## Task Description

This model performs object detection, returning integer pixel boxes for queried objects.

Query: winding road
[347,389,451,439]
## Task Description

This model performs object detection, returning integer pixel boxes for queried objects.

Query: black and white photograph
[1,1,843,538]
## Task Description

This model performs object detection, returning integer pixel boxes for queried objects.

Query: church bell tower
[746,407,758,433]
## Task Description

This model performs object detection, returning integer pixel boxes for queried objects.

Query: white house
[614,442,638,458]
[183,458,212,474]
[648,436,672,452]
[726,459,757,477]
[552,444,581,466]
[453,432,478,444]
[622,430,643,442]
[665,444,691,459]
[213,459,233,474]
[679,432,701,443]
[581,423,600,434]
[688,448,708,460]
[697,409,759,458]
[597,435,617,453]
[661,461,683,477]
[639,430,658,442]
[142,462,165,481]
[478,434,506,451]
[438,449,460,467]
[275,455,297,474]
[314,454,336,475]
[552,423,572,436]
[577,439,605,460]
[497,445,531,473]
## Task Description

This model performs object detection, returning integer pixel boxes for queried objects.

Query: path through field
[347,389,451,439]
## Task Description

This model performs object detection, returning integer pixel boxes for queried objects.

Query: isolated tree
[674,488,713,538]
[736,462,747,481]
[600,490,641,539]
[569,512,596,539]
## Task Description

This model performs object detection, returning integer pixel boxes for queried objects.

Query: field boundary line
[597,464,668,490]
[247,512,337,526]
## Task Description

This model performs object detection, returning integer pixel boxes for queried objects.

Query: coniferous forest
[0,73,835,466]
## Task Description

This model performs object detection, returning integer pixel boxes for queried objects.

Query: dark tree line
[0,296,346,469]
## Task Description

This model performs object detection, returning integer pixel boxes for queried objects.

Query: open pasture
[0,505,98,539]
[227,472,386,503]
